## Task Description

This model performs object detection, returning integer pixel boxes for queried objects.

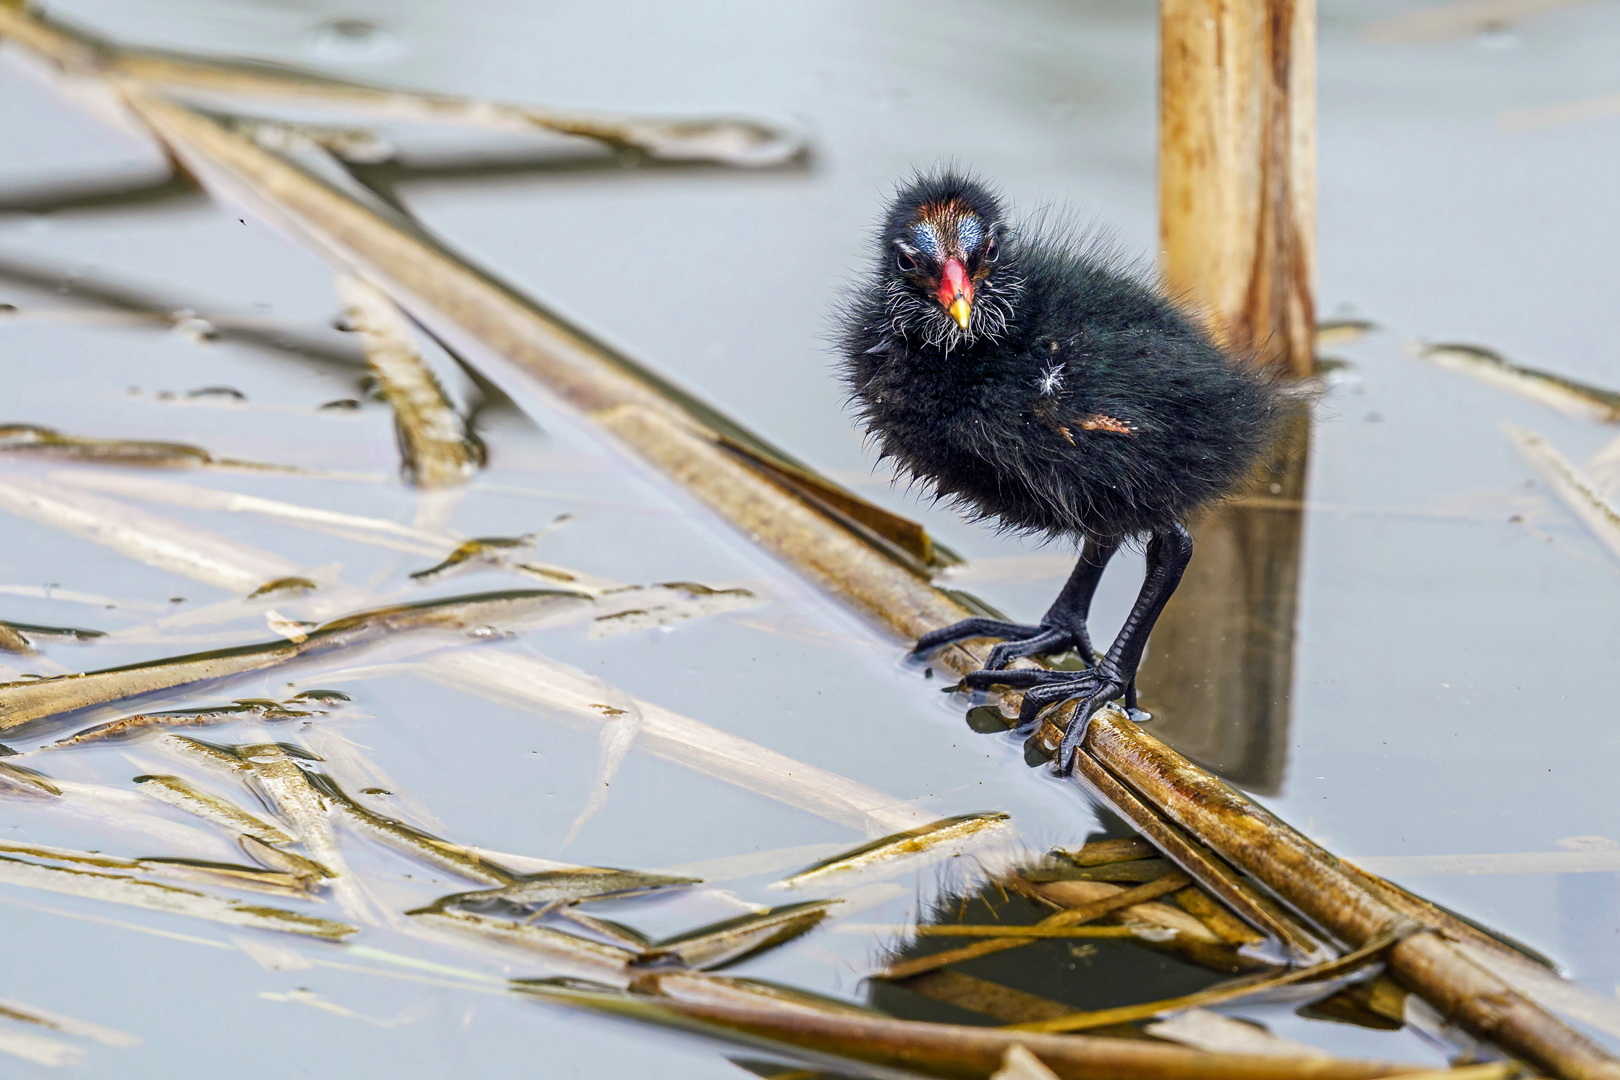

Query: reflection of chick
[838,172,1282,770]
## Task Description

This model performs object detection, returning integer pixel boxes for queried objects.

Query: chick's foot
[962,664,1132,771]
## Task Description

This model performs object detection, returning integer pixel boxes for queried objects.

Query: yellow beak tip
[948,299,971,330]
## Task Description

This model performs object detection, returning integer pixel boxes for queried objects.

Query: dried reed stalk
[1005,920,1413,1034]
[894,970,1079,1026]
[0,5,799,166]
[1068,743,1321,960]
[1159,0,1317,374]
[879,872,1191,981]
[520,984,1429,1080]
[335,274,481,488]
[1069,715,1620,1080]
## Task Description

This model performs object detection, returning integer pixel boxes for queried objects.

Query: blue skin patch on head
[957,215,984,253]
[910,222,943,260]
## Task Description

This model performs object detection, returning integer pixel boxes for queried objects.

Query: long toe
[986,627,1078,670]
[962,667,1078,691]
[1055,697,1109,774]
[1016,675,1101,727]
[912,618,1045,657]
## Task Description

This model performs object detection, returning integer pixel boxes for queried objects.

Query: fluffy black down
[838,173,1283,542]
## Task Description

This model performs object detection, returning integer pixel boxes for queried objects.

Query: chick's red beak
[936,257,973,330]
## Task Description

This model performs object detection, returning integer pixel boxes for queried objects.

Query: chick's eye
[983,235,999,260]
[895,250,919,273]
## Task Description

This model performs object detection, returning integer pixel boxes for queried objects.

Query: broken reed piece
[0,761,62,798]
[772,813,1014,891]
[419,649,935,836]
[320,778,524,887]
[0,423,214,469]
[0,621,33,654]
[1416,343,1620,425]
[240,741,381,926]
[0,853,355,939]
[51,698,312,748]
[894,970,1096,1027]
[638,901,838,971]
[628,970,881,1020]
[0,6,800,167]
[1029,856,1194,883]
[0,835,309,898]
[0,589,590,731]
[51,471,493,566]
[0,9,1601,1071]
[1174,886,1269,948]
[412,909,639,987]
[0,620,97,655]
[1302,974,1409,1031]
[132,772,293,845]
[1003,918,1418,1034]
[1052,835,1158,866]
[0,472,302,595]
[334,274,482,489]
[878,871,1191,981]
[1010,874,1274,976]
[908,925,1150,940]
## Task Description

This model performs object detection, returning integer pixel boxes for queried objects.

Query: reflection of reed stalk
[1136,408,1311,794]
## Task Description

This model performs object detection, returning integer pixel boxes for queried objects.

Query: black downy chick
[838,172,1282,771]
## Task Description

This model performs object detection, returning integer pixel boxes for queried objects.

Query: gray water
[2,0,1619,1074]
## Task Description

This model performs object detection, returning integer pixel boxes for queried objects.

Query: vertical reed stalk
[1159,0,1317,373]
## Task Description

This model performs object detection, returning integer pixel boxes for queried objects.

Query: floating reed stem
[0,5,800,166]
[519,983,1427,1080]
[1068,744,1321,959]
[1005,920,1414,1034]
[879,872,1191,981]
[1072,714,1620,1080]
[335,274,482,488]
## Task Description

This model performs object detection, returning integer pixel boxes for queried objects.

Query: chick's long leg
[911,536,1119,666]
[964,523,1193,773]
[990,536,1119,669]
